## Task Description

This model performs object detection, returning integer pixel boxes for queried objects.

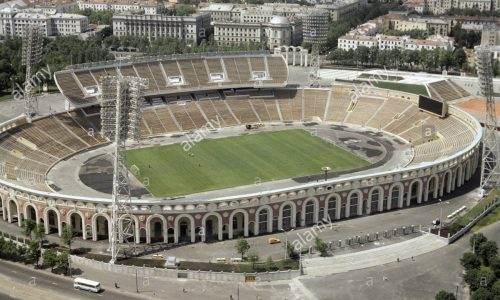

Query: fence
[71,255,300,283]
[322,224,420,251]
[447,198,500,244]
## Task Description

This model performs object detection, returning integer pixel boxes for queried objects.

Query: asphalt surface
[0,260,144,300]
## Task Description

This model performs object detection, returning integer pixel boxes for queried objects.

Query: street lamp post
[439,198,443,233]
[281,228,293,260]
[321,166,331,182]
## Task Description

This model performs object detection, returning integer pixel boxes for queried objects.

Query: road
[297,221,500,300]
[0,260,145,300]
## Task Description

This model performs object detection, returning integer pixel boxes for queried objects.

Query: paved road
[0,260,144,300]
[297,221,500,300]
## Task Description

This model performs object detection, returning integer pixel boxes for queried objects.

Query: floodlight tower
[99,75,148,264]
[21,25,43,123]
[475,46,499,192]
[309,44,321,88]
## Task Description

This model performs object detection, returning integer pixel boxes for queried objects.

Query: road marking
[51,282,58,285]
[10,270,16,273]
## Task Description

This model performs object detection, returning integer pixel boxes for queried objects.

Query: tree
[247,251,259,269]
[492,280,500,297]
[25,241,39,265]
[60,224,74,275]
[22,219,36,240]
[314,237,328,256]
[464,268,496,291]
[43,248,58,271]
[489,256,500,278]
[460,252,481,270]
[284,241,298,260]
[265,256,277,271]
[471,287,493,300]
[235,237,250,259]
[470,233,488,251]
[478,241,498,265]
[435,290,457,300]
[56,251,69,275]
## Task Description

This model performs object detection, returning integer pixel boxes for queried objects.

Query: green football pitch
[125,129,370,197]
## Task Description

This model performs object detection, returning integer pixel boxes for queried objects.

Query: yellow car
[268,237,281,244]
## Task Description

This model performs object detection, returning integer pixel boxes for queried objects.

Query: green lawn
[125,129,370,197]
[456,189,500,228]
[358,73,404,81]
[369,81,429,96]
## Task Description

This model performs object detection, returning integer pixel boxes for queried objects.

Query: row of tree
[436,233,500,300]
[0,220,73,274]
[327,47,467,72]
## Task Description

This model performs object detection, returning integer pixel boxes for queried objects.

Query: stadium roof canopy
[54,51,289,107]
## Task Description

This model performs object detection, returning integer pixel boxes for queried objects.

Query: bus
[73,278,102,293]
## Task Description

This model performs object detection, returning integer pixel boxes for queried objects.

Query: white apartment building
[213,16,302,48]
[0,8,88,37]
[112,13,211,43]
[77,0,163,15]
[34,0,77,14]
[338,34,453,51]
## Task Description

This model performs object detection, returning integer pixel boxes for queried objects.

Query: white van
[73,278,102,293]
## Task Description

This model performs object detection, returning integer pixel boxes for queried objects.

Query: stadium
[0,51,482,247]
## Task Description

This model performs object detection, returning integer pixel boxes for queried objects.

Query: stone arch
[229,209,249,239]
[255,205,273,235]
[389,182,404,209]
[425,175,439,202]
[279,201,296,230]
[201,212,223,242]
[7,198,21,226]
[146,214,167,244]
[465,160,471,181]
[24,203,38,223]
[92,213,111,241]
[174,214,195,243]
[407,179,423,206]
[368,186,384,214]
[44,207,62,236]
[66,210,86,240]
[0,195,5,221]
[454,165,463,189]
[440,170,452,196]
[347,189,363,217]
[119,214,140,244]
[301,197,319,226]
[324,193,341,221]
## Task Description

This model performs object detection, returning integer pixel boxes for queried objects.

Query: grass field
[125,129,370,197]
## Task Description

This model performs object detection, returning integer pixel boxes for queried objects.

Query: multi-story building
[337,35,378,50]
[423,0,499,15]
[480,24,500,61]
[112,12,211,43]
[0,9,88,37]
[198,3,241,22]
[338,34,453,51]
[213,16,302,48]
[317,0,365,22]
[449,15,500,31]
[77,0,164,15]
[200,3,328,46]
[32,0,77,14]
[301,9,329,45]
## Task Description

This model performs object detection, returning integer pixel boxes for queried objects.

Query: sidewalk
[302,233,448,277]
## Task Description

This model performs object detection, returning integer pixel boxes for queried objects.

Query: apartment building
[112,12,211,43]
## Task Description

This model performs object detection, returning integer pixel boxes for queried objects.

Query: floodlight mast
[475,46,499,193]
[99,76,148,264]
[22,25,43,123]
[309,44,321,88]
